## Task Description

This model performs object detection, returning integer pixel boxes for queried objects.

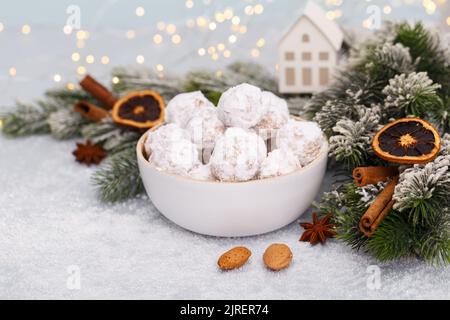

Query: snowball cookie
[166,91,215,127]
[185,107,225,149]
[149,138,200,176]
[189,163,215,181]
[210,127,267,182]
[254,91,290,139]
[259,148,301,179]
[217,83,267,129]
[276,120,324,166]
[144,123,190,157]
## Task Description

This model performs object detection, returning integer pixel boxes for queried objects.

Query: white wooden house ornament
[278,1,344,94]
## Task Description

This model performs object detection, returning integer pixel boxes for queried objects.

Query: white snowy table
[0,135,448,299]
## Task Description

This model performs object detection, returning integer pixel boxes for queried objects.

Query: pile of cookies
[144,83,325,182]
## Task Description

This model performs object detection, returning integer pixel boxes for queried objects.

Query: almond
[263,243,293,271]
[218,246,252,270]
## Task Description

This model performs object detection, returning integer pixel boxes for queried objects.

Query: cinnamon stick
[79,75,118,109]
[353,166,399,187]
[74,101,109,122]
[359,176,399,237]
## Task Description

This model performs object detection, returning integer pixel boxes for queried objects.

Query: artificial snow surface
[0,135,448,299]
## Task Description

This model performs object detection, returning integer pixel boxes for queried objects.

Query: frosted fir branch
[355,181,388,206]
[348,22,398,65]
[393,155,450,225]
[92,147,144,203]
[382,72,442,118]
[313,89,366,136]
[45,88,99,107]
[366,42,416,75]
[441,133,450,156]
[47,108,87,140]
[0,101,56,136]
[329,106,381,168]
[81,117,140,155]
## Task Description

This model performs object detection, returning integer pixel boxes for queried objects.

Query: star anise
[72,140,106,166]
[299,212,336,245]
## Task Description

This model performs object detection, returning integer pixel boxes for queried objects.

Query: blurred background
[0,0,449,105]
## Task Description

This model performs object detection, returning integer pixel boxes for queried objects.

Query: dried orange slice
[372,118,440,164]
[112,90,165,129]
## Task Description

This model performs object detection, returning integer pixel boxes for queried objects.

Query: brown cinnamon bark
[359,176,399,237]
[74,101,109,122]
[353,166,399,187]
[79,75,118,109]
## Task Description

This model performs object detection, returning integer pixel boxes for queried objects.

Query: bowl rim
[136,121,329,185]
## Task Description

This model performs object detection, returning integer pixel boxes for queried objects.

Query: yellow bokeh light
[76,30,88,40]
[156,64,164,72]
[197,16,207,27]
[326,11,336,20]
[126,30,136,39]
[71,52,81,62]
[67,83,76,91]
[53,74,62,82]
[362,19,371,29]
[112,76,120,84]
[77,66,87,75]
[423,0,437,14]
[171,34,181,44]
[86,55,95,64]
[231,16,240,25]
[251,48,260,58]
[383,5,392,14]
[153,34,163,44]
[244,5,254,15]
[101,56,110,65]
[136,7,145,17]
[239,25,247,34]
[224,8,234,20]
[254,4,264,15]
[215,12,225,23]
[198,48,206,56]
[9,67,17,77]
[21,24,31,35]
[0,22,4,33]
[63,25,73,35]
[208,46,216,54]
[256,38,266,48]
[166,24,177,34]
[223,50,231,58]
[185,0,194,8]
[211,53,219,61]
[209,22,217,30]
[447,16,450,26]
[217,43,225,51]
[157,22,166,31]
[136,55,145,64]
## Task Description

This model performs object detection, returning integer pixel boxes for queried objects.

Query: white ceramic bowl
[136,128,328,237]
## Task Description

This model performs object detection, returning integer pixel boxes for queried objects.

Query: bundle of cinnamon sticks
[352,166,399,237]
[73,75,118,122]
